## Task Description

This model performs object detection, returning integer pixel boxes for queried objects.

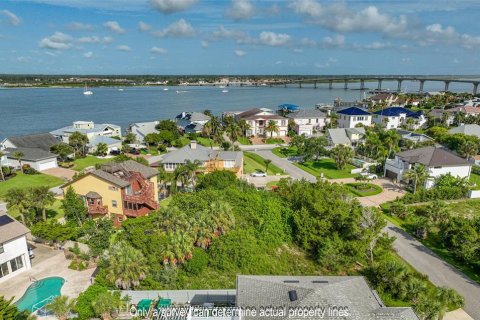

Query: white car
[359,172,378,179]
[250,171,267,177]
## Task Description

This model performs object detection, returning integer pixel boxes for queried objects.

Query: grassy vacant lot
[346,182,383,197]
[8,198,65,220]
[469,173,480,190]
[272,146,298,158]
[73,156,112,171]
[295,158,357,179]
[243,152,284,175]
[0,173,64,199]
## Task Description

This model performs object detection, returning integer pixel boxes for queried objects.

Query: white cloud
[149,0,197,13]
[17,56,30,63]
[138,21,152,32]
[84,51,93,58]
[416,23,480,48]
[226,0,255,21]
[321,35,345,47]
[151,46,167,54]
[67,21,93,31]
[211,25,250,43]
[38,32,73,50]
[116,45,131,51]
[293,48,303,53]
[314,57,338,68]
[1,10,21,26]
[401,57,411,63]
[102,36,114,44]
[234,49,246,56]
[44,51,58,57]
[153,19,196,38]
[289,0,409,36]
[77,36,100,43]
[361,41,392,50]
[453,58,460,64]
[201,40,209,48]
[258,31,291,46]
[104,21,126,34]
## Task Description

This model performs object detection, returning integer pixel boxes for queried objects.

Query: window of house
[281,120,286,126]
[125,185,132,195]
[108,186,117,191]
[10,256,24,272]
[0,243,4,254]
[357,116,364,121]
[316,118,319,123]
[112,200,117,208]
[224,160,235,168]
[0,262,8,278]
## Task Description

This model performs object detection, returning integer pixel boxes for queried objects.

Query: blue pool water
[14,277,65,312]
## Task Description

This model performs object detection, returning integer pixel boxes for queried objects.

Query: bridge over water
[260,75,480,94]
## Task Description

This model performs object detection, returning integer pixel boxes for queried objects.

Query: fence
[121,289,236,305]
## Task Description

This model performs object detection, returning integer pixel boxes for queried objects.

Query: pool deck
[0,244,94,302]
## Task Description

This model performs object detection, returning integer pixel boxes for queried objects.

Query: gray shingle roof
[161,143,242,166]
[50,123,120,136]
[0,213,30,244]
[90,169,130,187]
[327,129,351,145]
[5,147,57,161]
[236,275,419,320]
[448,124,480,137]
[396,146,471,167]
[286,109,327,119]
[7,132,60,152]
[101,160,158,178]
[87,136,122,147]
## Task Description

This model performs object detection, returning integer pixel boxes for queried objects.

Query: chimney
[288,290,298,302]
[190,140,197,149]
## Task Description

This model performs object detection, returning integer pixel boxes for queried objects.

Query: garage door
[385,170,398,179]
[38,160,57,171]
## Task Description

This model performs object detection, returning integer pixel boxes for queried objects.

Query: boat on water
[83,84,93,95]
[219,85,226,89]
[176,90,189,94]
[118,88,124,91]
[163,88,169,91]
[222,89,229,93]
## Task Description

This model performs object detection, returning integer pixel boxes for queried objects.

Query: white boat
[222,89,229,93]
[176,90,189,94]
[83,84,93,95]
[118,88,124,92]
[163,88,169,91]
[219,85,226,88]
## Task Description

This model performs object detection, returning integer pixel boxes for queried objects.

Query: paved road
[252,150,316,182]
[385,223,480,319]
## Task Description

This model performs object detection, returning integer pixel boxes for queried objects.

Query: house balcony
[87,204,108,215]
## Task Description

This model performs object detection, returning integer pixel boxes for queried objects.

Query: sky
[1,0,480,75]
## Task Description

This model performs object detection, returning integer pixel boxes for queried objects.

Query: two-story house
[326,127,365,147]
[0,213,31,283]
[286,109,329,136]
[159,141,243,177]
[372,107,426,130]
[63,160,159,226]
[336,107,372,128]
[234,108,288,137]
[51,121,122,154]
[385,146,472,188]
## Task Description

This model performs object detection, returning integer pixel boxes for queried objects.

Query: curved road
[255,150,480,319]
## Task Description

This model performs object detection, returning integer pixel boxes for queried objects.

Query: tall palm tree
[183,160,201,188]
[92,292,120,320]
[238,119,251,137]
[0,296,31,320]
[12,151,25,173]
[329,144,354,170]
[264,159,272,173]
[226,122,241,147]
[458,140,478,160]
[0,151,5,181]
[30,186,55,221]
[6,188,28,225]
[46,296,75,320]
[265,120,280,138]
[403,164,429,194]
[105,241,149,290]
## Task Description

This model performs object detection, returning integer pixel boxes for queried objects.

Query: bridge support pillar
[344,80,348,90]
[299,81,302,88]
[444,81,450,92]
[329,80,333,89]
[473,82,479,95]
[377,79,383,90]
[284,82,287,88]
[360,80,365,90]
[419,80,425,92]
[314,81,317,89]
[397,79,403,92]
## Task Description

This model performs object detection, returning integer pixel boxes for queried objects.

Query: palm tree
[69,131,89,157]
[329,144,354,170]
[226,122,241,146]
[30,186,55,221]
[458,140,478,160]
[46,296,75,320]
[238,119,251,137]
[0,151,5,181]
[0,296,31,320]
[6,188,29,225]
[264,159,272,173]
[92,292,120,320]
[105,241,149,290]
[12,151,25,173]
[183,160,201,188]
[403,164,429,194]
[265,120,280,138]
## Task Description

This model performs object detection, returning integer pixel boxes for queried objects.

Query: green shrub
[74,284,109,320]
[184,248,209,275]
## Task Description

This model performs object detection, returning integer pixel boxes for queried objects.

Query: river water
[0,80,475,139]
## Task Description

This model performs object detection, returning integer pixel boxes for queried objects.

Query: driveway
[385,223,480,319]
[242,174,290,188]
[41,167,76,181]
[251,150,316,182]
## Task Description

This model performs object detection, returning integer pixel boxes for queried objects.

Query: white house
[385,146,472,188]
[336,107,372,129]
[234,108,288,137]
[0,213,32,283]
[286,109,329,136]
[372,107,426,129]
[128,121,160,143]
[51,121,122,147]
[1,133,59,171]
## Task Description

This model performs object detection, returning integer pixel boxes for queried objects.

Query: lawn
[195,137,218,147]
[295,158,357,179]
[0,173,64,199]
[175,137,191,147]
[271,146,298,158]
[237,136,251,145]
[73,156,112,171]
[469,173,480,190]
[243,152,284,175]
[7,198,65,220]
[265,137,284,144]
[140,147,159,155]
[346,182,383,197]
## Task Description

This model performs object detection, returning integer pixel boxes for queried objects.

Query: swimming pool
[14,277,65,312]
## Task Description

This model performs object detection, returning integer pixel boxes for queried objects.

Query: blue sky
[1,0,480,75]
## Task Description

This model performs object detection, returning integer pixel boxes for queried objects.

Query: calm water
[0,80,475,139]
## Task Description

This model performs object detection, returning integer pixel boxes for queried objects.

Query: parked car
[250,171,267,177]
[359,172,378,179]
